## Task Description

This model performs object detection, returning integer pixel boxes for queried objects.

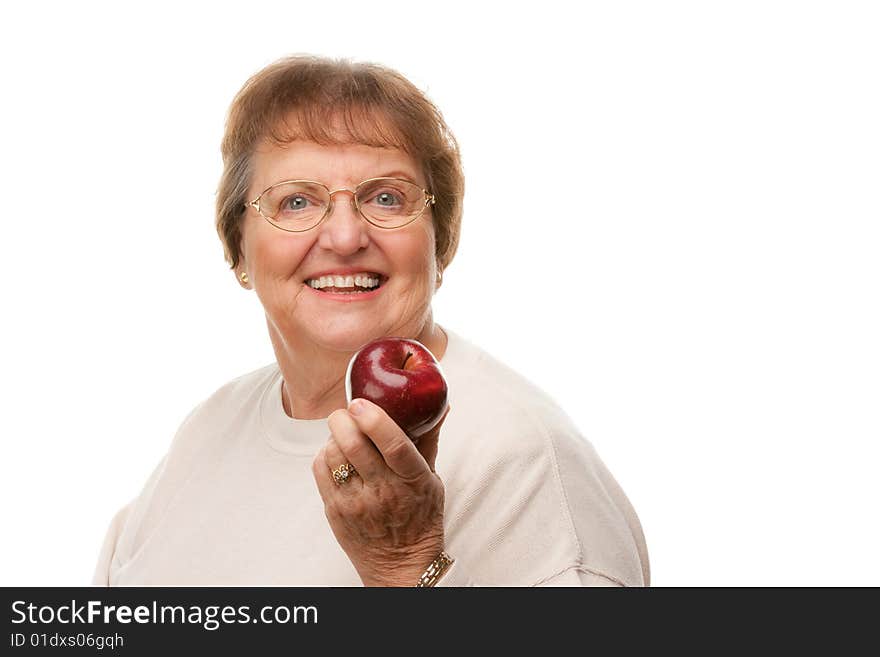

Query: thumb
[413,404,451,473]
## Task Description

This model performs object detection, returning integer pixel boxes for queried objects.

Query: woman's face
[238,140,439,355]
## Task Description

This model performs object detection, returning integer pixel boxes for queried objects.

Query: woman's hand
[312,398,450,587]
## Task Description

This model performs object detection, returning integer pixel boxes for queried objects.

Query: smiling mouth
[304,273,385,294]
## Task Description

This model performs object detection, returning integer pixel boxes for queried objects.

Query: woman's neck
[272,320,448,420]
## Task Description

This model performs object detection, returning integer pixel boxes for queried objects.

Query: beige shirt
[93,327,649,587]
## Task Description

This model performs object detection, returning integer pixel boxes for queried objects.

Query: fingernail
[348,399,364,415]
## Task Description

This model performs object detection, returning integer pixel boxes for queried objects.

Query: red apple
[345,337,449,439]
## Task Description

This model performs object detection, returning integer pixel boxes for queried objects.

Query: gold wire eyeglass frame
[244,177,436,233]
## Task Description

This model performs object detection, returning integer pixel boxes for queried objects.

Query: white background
[1,1,877,586]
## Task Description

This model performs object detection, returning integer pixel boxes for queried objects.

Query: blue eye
[375,192,400,207]
[283,195,310,211]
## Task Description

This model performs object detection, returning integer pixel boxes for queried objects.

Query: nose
[316,190,370,256]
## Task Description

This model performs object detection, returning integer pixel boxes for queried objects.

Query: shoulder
[101,364,280,578]
[170,363,279,442]
[438,327,650,586]
[180,363,279,426]
[144,362,279,488]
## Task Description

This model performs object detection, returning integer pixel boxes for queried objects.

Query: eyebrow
[268,170,424,188]
[375,170,420,183]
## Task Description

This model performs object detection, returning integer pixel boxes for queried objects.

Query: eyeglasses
[245,177,436,233]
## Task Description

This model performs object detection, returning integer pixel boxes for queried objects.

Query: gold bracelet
[415,551,455,587]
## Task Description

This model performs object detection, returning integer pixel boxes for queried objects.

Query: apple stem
[401,351,413,370]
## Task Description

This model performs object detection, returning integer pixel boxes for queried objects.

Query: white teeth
[306,273,381,289]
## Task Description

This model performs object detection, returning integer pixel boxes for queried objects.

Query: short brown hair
[216,55,464,272]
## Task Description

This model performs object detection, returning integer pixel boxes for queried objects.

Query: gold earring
[240,272,249,285]
[437,269,443,284]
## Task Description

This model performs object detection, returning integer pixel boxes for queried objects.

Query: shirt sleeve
[91,504,130,586]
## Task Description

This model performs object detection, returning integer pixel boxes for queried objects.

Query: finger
[412,405,450,473]
[327,409,386,481]
[312,447,336,502]
[347,398,428,480]
[323,436,362,492]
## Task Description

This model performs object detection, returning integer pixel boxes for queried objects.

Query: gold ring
[332,463,357,485]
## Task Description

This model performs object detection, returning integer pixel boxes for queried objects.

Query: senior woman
[93,55,649,587]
